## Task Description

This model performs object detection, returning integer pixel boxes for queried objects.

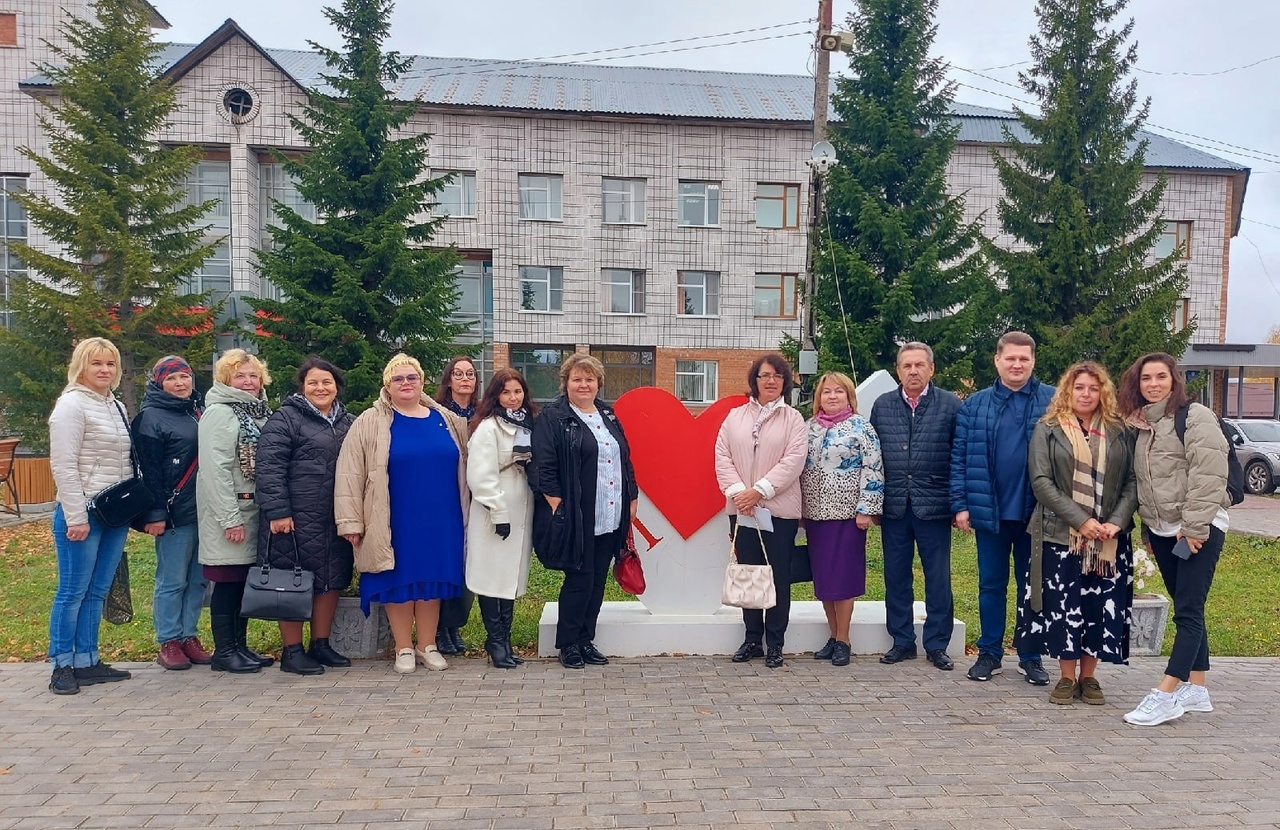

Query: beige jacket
[48,384,133,526]
[1132,399,1230,539]
[334,390,469,574]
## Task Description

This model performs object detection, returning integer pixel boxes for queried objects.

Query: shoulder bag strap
[729,520,770,566]
[112,399,141,479]
[168,459,199,508]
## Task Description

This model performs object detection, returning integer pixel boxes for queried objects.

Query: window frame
[678,180,721,227]
[676,270,721,317]
[1172,296,1192,333]
[601,268,646,315]
[602,177,646,225]
[518,173,563,222]
[509,345,577,403]
[753,273,798,319]
[436,170,477,218]
[675,360,719,404]
[590,346,656,403]
[0,175,27,330]
[519,265,565,312]
[755,183,800,229]
[1154,220,1192,261]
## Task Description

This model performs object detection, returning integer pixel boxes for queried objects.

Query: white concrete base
[538,600,965,658]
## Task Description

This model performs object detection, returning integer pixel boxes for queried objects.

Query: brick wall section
[654,346,769,413]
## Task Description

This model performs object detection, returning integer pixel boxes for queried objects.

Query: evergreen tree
[0,0,218,441]
[987,0,1190,383]
[251,0,464,407]
[813,0,991,387]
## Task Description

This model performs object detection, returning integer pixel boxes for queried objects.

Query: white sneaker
[1123,689,1184,726]
[1174,682,1214,713]
[416,646,448,671]
[394,648,416,674]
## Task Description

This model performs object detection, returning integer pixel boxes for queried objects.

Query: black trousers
[731,515,799,650]
[1149,527,1224,681]
[555,533,616,649]
[439,588,475,630]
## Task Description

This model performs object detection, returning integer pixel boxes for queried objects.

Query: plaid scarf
[1059,413,1117,576]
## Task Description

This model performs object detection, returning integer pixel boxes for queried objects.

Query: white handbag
[721,522,776,610]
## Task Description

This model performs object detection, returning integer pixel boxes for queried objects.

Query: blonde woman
[336,353,469,674]
[47,338,135,695]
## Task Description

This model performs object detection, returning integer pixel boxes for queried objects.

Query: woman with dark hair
[714,353,808,669]
[256,356,357,675]
[434,355,480,654]
[466,368,538,668]
[1117,352,1230,726]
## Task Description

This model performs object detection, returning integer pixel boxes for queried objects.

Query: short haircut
[214,348,271,387]
[66,337,122,390]
[559,353,606,392]
[746,353,794,400]
[1118,352,1190,418]
[436,355,478,405]
[295,355,345,395]
[996,330,1036,355]
[813,371,858,412]
[382,352,425,387]
[896,341,934,366]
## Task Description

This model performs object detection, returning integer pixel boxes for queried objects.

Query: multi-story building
[0,4,1249,405]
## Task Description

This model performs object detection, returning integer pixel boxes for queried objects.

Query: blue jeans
[48,504,130,668]
[881,514,954,652]
[975,520,1038,662]
[152,524,205,643]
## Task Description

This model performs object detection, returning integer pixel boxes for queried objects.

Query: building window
[180,240,232,296]
[591,347,655,402]
[519,174,563,221]
[675,361,718,404]
[677,270,720,316]
[453,256,493,342]
[1154,220,1192,260]
[437,171,477,218]
[182,161,231,293]
[602,178,645,224]
[0,13,17,48]
[756,183,800,229]
[754,273,797,318]
[678,181,720,227]
[519,265,564,312]
[259,162,315,300]
[602,269,645,314]
[0,177,27,329]
[509,345,576,403]
[1172,296,1192,333]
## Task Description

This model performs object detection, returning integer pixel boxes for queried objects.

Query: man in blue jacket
[951,331,1054,684]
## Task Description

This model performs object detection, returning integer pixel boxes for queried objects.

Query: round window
[223,88,255,119]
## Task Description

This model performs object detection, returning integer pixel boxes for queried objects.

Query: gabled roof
[143,2,170,30]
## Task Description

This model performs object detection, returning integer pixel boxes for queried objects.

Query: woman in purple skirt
[800,371,884,667]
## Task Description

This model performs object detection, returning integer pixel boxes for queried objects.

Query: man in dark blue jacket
[951,331,1054,684]
[870,342,961,671]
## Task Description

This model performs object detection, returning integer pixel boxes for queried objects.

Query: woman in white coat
[466,368,538,668]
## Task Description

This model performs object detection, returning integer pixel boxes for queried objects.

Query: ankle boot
[279,643,324,675]
[236,614,274,667]
[478,596,517,668]
[308,637,351,668]
[499,599,523,665]
[435,627,459,655]
[210,614,262,674]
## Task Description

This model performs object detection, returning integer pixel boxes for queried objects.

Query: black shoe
[1018,658,1050,686]
[49,666,79,695]
[814,637,837,660]
[731,642,764,663]
[308,638,351,668]
[211,646,263,674]
[450,627,469,653]
[764,647,784,668]
[927,649,954,671]
[236,615,274,667]
[967,653,1003,681]
[559,644,585,669]
[579,642,609,665]
[279,644,325,675]
[831,641,851,667]
[879,644,918,664]
[436,628,460,656]
[498,599,523,664]
[73,662,131,685]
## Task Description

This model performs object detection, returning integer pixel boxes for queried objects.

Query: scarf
[228,398,271,482]
[1060,413,1117,576]
[445,398,475,420]
[495,406,534,467]
[815,406,854,430]
[750,396,786,446]
[291,392,345,424]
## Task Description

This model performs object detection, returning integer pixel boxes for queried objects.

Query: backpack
[1172,404,1245,506]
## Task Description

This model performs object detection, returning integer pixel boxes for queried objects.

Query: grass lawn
[2,520,1278,662]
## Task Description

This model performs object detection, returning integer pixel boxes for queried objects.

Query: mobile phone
[1172,537,1193,560]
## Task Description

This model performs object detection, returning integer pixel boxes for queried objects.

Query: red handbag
[613,528,646,595]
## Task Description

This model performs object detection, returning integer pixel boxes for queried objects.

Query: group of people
[45,334,1231,726]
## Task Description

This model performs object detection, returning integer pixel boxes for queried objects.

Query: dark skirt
[806,518,867,601]
[203,564,250,583]
[1016,535,1132,663]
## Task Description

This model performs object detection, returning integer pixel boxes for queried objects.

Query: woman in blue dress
[335,353,470,673]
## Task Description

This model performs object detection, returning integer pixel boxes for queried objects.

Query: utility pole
[800,0,833,383]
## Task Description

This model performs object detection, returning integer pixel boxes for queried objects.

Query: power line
[1244,218,1280,233]
[1238,234,1280,303]
[1136,53,1280,77]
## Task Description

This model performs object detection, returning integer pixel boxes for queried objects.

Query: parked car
[1223,418,1280,495]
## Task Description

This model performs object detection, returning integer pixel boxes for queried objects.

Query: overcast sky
[153,0,1280,343]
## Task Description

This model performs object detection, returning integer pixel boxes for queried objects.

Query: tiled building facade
[0,4,1249,404]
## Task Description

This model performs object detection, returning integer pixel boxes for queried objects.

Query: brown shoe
[180,636,213,665]
[1049,677,1077,704]
[157,640,192,670]
[1078,676,1105,705]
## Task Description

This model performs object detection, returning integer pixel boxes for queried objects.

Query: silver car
[1223,418,1280,495]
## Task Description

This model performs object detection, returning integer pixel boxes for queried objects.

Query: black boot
[236,614,274,668]
[436,627,459,655]
[479,596,517,668]
[210,614,262,674]
[499,599,523,665]
[308,637,351,668]
[279,643,324,675]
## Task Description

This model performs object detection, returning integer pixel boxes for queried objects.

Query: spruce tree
[813,0,991,387]
[251,0,464,408]
[0,0,218,440]
[987,0,1190,383]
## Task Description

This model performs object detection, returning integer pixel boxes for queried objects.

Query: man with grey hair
[869,342,961,670]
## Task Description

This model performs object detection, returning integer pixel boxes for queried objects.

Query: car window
[1238,421,1280,443]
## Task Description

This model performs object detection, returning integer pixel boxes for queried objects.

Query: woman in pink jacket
[714,353,808,668]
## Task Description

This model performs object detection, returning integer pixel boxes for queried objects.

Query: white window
[437,171,477,218]
[453,257,493,340]
[519,265,564,311]
[182,161,231,233]
[519,174,563,221]
[675,361,718,404]
[180,240,232,296]
[754,273,797,318]
[1172,296,1192,333]
[602,178,645,224]
[678,181,720,226]
[0,176,28,330]
[677,270,720,316]
[602,269,645,314]
[756,183,800,229]
[1154,220,1192,260]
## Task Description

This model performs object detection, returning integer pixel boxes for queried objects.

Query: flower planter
[329,597,392,659]
[1131,593,1170,656]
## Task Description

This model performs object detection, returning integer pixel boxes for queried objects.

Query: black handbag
[87,401,154,528]
[240,533,314,622]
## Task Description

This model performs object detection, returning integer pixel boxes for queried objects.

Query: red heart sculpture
[614,388,748,540]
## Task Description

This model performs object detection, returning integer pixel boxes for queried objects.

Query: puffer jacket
[256,395,356,592]
[131,380,200,528]
[334,390,469,574]
[196,382,269,567]
[465,414,534,599]
[869,384,961,521]
[48,383,133,526]
[950,376,1054,532]
[714,398,807,520]
[1131,399,1230,539]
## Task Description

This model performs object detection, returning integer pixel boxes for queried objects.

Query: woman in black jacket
[529,354,637,669]
[256,357,356,675]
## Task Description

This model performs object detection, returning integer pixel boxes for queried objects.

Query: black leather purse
[86,401,153,528]
[240,533,314,622]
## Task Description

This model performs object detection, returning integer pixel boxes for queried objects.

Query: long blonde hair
[1041,361,1121,428]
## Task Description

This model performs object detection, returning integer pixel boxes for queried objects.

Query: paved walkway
[1228,494,1280,539]
[1,655,1278,829]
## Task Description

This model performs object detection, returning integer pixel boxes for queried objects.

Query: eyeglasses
[390,374,421,385]
[756,373,785,382]
[451,370,477,379]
